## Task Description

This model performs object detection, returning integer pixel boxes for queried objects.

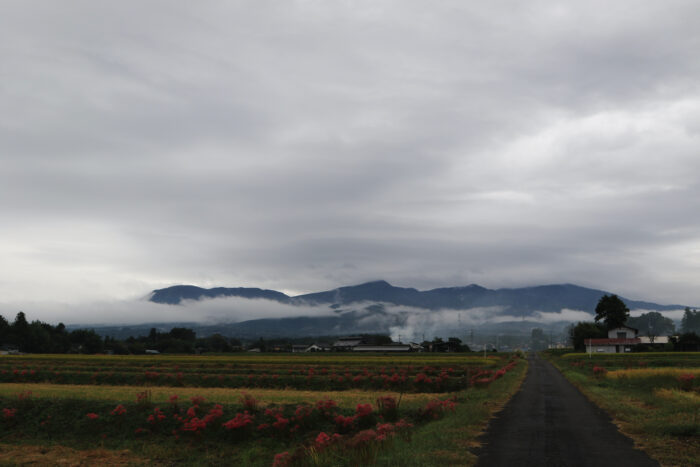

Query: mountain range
[135,281,688,339]
[150,280,683,314]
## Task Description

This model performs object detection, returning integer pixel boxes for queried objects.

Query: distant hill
[132,280,690,339]
[150,285,290,305]
[151,280,683,314]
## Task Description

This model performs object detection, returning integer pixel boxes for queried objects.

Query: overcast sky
[1,1,699,324]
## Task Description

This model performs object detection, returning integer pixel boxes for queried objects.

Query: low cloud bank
[0,297,685,338]
[629,308,688,323]
[0,296,336,326]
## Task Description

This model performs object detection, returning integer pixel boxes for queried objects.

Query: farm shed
[332,337,364,351]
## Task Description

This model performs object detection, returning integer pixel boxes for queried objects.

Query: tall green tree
[681,308,700,334]
[594,294,629,330]
[627,311,675,339]
[568,322,607,350]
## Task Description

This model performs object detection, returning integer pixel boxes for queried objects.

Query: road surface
[474,353,660,467]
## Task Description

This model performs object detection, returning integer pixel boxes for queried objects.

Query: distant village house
[585,325,640,353]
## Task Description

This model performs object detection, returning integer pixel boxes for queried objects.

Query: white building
[585,325,640,353]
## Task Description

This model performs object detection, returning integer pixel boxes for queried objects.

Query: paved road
[474,353,660,467]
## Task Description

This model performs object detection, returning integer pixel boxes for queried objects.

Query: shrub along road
[474,353,660,467]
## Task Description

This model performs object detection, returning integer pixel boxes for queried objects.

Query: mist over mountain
[151,280,683,313]
[137,281,688,340]
[150,286,290,305]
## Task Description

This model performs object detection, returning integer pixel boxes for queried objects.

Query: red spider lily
[334,414,356,430]
[315,398,337,415]
[202,405,224,424]
[272,451,291,467]
[394,418,414,430]
[190,396,206,405]
[135,390,151,404]
[264,407,283,418]
[271,415,289,430]
[315,431,333,449]
[294,405,312,420]
[181,417,207,432]
[147,408,166,424]
[375,422,395,436]
[86,413,99,420]
[414,373,428,383]
[111,404,127,416]
[347,429,379,448]
[2,408,16,419]
[169,394,179,404]
[356,403,373,418]
[678,373,696,391]
[186,406,198,419]
[222,411,254,430]
[421,398,457,420]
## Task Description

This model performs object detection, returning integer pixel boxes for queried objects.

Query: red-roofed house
[585,325,640,353]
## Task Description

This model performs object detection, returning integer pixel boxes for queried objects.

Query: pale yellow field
[606,367,700,379]
[0,382,443,407]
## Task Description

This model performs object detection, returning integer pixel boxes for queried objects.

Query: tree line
[567,295,700,351]
[0,311,243,354]
[0,311,472,355]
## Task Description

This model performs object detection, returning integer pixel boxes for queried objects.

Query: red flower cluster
[678,373,696,391]
[334,414,356,431]
[315,398,337,415]
[272,451,291,467]
[420,398,457,420]
[222,411,254,430]
[147,407,166,424]
[355,403,373,418]
[179,403,223,434]
[111,404,127,416]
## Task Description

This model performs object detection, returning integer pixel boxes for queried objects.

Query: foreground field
[545,351,699,467]
[0,353,527,466]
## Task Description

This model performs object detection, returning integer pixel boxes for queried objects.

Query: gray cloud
[1,1,699,316]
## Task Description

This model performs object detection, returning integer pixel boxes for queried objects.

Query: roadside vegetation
[544,350,699,466]
[0,352,526,466]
